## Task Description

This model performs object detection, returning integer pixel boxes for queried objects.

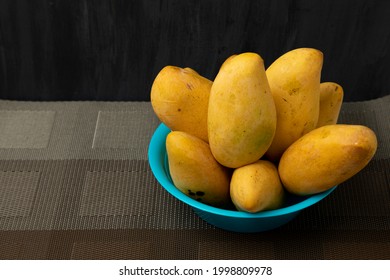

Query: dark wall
[1,0,390,101]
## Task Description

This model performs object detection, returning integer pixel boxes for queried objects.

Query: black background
[1,0,390,102]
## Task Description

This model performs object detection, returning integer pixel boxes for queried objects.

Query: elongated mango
[208,52,277,168]
[166,131,231,208]
[278,124,377,195]
[317,82,344,127]
[265,48,323,161]
[151,66,212,142]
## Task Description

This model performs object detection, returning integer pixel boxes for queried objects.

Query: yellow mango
[278,124,377,195]
[219,54,237,70]
[265,48,323,161]
[208,52,277,168]
[151,66,212,142]
[230,160,285,213]
[317,82,344,127]
[166,131,231,208]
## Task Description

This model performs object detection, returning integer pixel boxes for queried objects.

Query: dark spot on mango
[188,190,196,196]
[196,191,205,196]
[289,88,299,95]
[186,83,194,90]
[177,108,181,112]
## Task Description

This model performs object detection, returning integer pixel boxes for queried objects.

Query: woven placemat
[0,96,389,259]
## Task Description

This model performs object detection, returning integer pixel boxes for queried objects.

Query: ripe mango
[265,48,323,161]
[278,124,377,195]
[317,82,344,127]
[151,66,212,142]
[208,52,277,168]
[166,131,231,208]
[230,160,285,213]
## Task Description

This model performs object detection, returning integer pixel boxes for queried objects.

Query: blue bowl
[148,123,337,233]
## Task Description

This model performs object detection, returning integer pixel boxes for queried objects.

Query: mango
[278,124,377,195]
[230,160,285,213]
[219,54,237,70]
[208,52,277,168]
[265,48,323,161]
[151,66,212,142]
[317,82,344,127]
[166,131,231,208]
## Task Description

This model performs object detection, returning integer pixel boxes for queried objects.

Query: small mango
[230,160,285,213]
[166,131,231,208]
[317,82,344,127]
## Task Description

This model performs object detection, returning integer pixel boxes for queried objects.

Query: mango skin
[317,82,344,127]
[208,52,277,168]
[230,160,285,213]
[151,66,212,142]
[166,131,231,208]
[265,48,323,161]
[278,124,377,196]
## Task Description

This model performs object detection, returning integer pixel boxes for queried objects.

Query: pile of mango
[150,48,378,213]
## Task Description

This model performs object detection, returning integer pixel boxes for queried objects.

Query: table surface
[0,96,389,260]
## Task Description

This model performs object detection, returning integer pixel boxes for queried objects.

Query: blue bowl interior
[148,123,336,220]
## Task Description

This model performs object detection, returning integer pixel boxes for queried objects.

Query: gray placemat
[0,96,389,259]
[0,101,160,160]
